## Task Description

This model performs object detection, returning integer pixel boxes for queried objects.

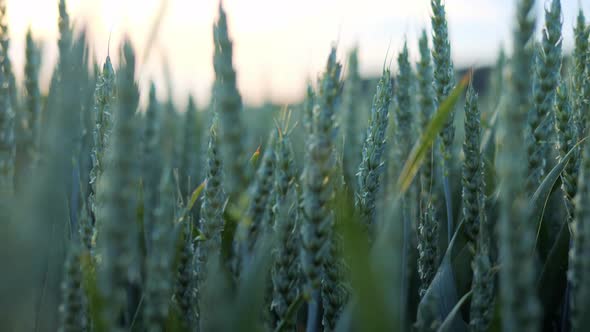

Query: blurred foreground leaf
[337,190,401,331]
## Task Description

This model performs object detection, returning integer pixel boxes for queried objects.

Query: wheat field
[1,0,590,331]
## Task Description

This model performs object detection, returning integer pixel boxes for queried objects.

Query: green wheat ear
[180,96,201,199]
[357,69,393,228]
[526,0,562,194]
[417,29,436,203]
[303,84,315,137]
[301,47,342,331]
[235,131,276,263]
[174,219,196,330]
[144,168,176,331]
[498,0,540,331]
[431,0,455,169]
[573,9,590,137]
[461,80,483,242]
[571,113,590,331]
[393,42,414,164]
[89,55,116,227]
[142,82,162,252]
[342,48,363,191]
[58,243,88,332]
[23,29,42,170]
[463,80,494,332]
[555,81,579,224]
[270,112,301,330]
[195,112,227,330]
[198,113,226,283]
[569,15,590,330]
[213,2,247,196]
[58,0,72,76]
[469,225,494,332]
[416,29,439,297]
[431,0,456,243]
[97,39,141,331]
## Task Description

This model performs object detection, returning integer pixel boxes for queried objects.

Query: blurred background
[5,0,590,108]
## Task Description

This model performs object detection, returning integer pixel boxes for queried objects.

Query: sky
[4,0,590,108]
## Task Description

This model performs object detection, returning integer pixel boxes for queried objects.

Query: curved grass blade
[532,137,586,248]
[437,290,472,332]
[176,179,206,224]
[443,176,453,243]
[417,220,471,331]
[187,180,206,211]
[396,74,469,194]
[537,220,569,321]
[274,293,306,332]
